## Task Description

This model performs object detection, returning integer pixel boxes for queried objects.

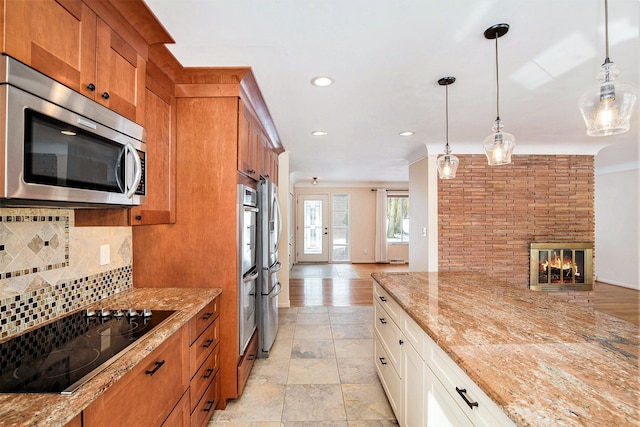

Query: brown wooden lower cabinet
[83,325,189,426]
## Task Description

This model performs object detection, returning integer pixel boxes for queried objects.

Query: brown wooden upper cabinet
[4,0,147,125]
[237,100,280,184]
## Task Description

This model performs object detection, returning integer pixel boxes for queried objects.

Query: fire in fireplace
[529,243,593,291]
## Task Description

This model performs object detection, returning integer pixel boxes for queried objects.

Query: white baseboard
[596,277,639,291]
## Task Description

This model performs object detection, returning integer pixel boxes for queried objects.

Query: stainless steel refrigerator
[257,178,282,357]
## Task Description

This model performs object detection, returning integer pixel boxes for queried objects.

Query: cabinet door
[424,365,474,427]
[403,342,426,427]
[95,18,146,124]
[84,327,188,426]
[130,88,176,225]
[269,150,279,185]
[237,101,258,180]
[4,0,97,96]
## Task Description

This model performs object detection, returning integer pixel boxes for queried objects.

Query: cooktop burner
[0,309,175,394]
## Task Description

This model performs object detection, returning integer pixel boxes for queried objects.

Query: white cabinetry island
[372,272,639,427]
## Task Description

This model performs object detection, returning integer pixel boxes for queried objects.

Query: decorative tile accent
[0,214,69,280]
[0,265,132,340]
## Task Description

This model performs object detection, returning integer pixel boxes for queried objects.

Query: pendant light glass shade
[483,118,515,166]
[579,61,638,137]
[579,0,637,136]
[437,144,459,179]
[436,77,459,179]
[483,23,514,166]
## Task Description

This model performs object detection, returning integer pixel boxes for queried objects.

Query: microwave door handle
[125,143,142,199]
[115,146,126,193]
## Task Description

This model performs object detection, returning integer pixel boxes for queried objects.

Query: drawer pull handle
[202,339,214,349]
[379,317,387,324]
[203,368,214,379]
[456,387,479,410]
[202,312,214,320]
[145,360,165,376]
[379,357,387,365]
[203,400,215,412]
[379,296,387,302]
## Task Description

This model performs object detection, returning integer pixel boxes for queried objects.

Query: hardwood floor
[289,263,639,325]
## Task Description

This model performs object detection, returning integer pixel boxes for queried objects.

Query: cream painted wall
[277,152,291,307]
[408,156,430,271]
[294,186,407,263]
[595,168,640,290]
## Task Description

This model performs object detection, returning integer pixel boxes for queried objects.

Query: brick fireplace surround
[438,154,594,303]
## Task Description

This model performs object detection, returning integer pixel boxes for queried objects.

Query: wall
[438,155,594,287]
[409,157,430,271]
[0,208,132,340]
[595,160,639,290]
[277,152,291,307]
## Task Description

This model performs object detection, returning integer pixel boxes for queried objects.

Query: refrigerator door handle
[269,260,282,273]
[268,281,283,298]
[273,192,283,250]
[243,267,259,283]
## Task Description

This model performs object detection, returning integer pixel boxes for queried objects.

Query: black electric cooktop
[0,309,175,394]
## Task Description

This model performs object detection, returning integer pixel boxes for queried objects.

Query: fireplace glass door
[530,243,593,291]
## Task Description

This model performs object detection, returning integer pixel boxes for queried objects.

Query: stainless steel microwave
[0,55,146,207]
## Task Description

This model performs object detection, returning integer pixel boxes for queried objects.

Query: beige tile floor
[209,306,398,426]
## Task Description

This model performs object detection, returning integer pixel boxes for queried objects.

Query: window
[332,194,350,261]
[387,196,409,243]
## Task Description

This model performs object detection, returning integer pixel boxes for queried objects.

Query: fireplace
[529,243,593,291]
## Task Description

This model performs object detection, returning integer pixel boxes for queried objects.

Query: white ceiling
[144,0,639,185]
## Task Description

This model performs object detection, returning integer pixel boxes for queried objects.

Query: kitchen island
[0,287,221,427]
[372,272,638,426]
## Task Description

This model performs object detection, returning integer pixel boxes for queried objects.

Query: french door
[296,194,329,262]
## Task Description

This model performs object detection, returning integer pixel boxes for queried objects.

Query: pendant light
[483,23,515,166]
[579,0,637,136]
[436,77,459,179]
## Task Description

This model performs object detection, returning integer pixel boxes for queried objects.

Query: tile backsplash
[0,208,132,340]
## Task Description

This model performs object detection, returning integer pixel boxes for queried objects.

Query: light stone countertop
[371,272,639,427]
[0,287,222,427]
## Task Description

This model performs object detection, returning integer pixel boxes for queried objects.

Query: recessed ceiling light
[311,76,334,87]
[311,130,328,136]
[399,131,415,136]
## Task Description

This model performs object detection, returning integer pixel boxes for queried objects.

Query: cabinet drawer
[374,301,402,376]
[190,342,220,413]
[403,311,426,361]
[237,329,258,396]
[191,371,220,427]
[424,362,474,427]
[190,316,220,378]
[190,298,219,344]
[426,336,514,427]
[84,326,187,426]
[374,336,402,421]
[373,282,403,326]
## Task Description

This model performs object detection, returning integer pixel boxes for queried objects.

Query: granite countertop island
[0,287,222,427]
[372,272,639,427]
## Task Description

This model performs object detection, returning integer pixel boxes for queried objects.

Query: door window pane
[332,194,350,262]
[303,200,322,254]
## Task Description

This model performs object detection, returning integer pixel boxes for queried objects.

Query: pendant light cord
[495,33,500,120]
[604,0,610,61]
[445,84,450,149]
